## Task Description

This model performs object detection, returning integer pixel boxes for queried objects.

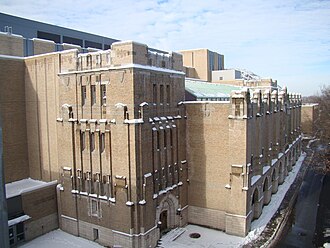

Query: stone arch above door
[155,193,180,233]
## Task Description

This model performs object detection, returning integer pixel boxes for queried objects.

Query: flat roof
[5,178,57,199]
[185,78,241,98]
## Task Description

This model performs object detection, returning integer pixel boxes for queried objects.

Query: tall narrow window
[96,55,101,65]
[170,129,173,147]
[166,85,170,104]
[82,86,86,106]
[235,103,240,116]
[80,132,86,151]
[91,85,96,105]
[164,130,167,148]
[87,55,92,67]
[90,133,95,151]
[160,85,164,103]
[100,133,105,153]
[157,131,160,150]
[153,84,157,103]
[101,85,106,106]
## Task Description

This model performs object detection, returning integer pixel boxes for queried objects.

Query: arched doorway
[159,210,168,234]
[252,188,261,220]
[156,194,179,236]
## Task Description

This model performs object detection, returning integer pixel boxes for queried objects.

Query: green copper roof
[185,78,241,98]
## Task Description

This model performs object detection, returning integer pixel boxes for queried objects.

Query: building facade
[301,103,319,137]
[0,15,302,247]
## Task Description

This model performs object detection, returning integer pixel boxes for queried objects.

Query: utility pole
[0,113,9,248]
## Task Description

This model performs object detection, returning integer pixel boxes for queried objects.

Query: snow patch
[251,175,261,186]
[8,215,31,227]
[263,166,271,175]
[242,152,306,245]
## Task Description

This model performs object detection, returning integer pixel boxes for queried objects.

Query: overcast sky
[1,0,329,96]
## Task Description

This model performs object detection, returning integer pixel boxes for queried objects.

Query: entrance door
[160,210,168,234]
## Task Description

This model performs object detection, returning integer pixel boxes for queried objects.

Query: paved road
[278,167,324,248]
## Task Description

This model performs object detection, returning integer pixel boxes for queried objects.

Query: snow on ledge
[124,118,144,124]
[8,215,31,227]
[5,178,57,199]
[263,166,271,175]
[251,175,261,186]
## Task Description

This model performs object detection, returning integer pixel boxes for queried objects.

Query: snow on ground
[161,225,243,248]
[164,153,307,248]
[242,152,306,245]
[324,243,330,248]
[19,153,306,248]
[19,229,103,248]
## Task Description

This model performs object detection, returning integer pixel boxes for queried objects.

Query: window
[164,130,167,149]
[63,36,83,46]
[81,86,86,106]
[235,103,241,116]
[85,40,102,49]
[148,58,152,66]
[101,85,106,106]
[37,31,60,43]
[170,129,173,147]
[87,55,92,67]
[157,131,160,150]
[161,61,166,68]
[90,199,99,217]
[93,228,99,241]
[90,133,95,151]
[96,55,101,65]
[160,85,164,103]
[153,84,157,103]
[219,76,223,80]
[234,99,243,116]
[91,85,96,105]
[166,85,170,104]
[81,132,86,151]
[100,133,105,153]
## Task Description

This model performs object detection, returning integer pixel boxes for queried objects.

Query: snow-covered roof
[5,178,57,199]
[234,68,261,81]
[185,78,241,98]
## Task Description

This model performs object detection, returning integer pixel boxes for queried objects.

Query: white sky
[1,0,329,96]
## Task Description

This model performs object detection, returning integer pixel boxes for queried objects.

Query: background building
[0,12,118,56]
[301,103,319,137]
[179,48,224,82]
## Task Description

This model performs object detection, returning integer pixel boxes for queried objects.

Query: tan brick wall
[32,38,55,55]
[0,32,24,57]
[188,206,226,230]
[0,57,29,183]
[25,213,58,241]
[25,53,61,181]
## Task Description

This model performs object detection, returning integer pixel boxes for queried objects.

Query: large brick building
[0,14,302,248]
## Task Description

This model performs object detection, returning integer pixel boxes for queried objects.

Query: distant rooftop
[185,78,241,100]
